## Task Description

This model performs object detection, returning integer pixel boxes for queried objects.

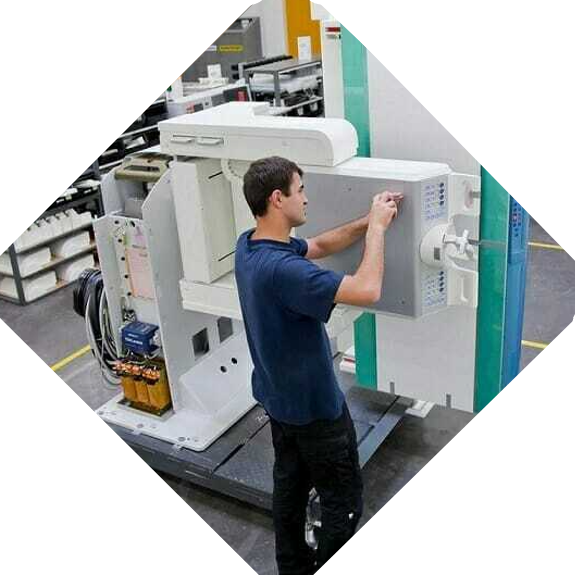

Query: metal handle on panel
[420,223,479,309]
[447,264,478,308]
[196,137,225,146]
[443,229,476,258]
[170,135,196,144]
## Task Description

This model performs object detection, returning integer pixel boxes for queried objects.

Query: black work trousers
[269,402,363,575]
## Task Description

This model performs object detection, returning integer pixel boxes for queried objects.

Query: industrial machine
[166,79,250,118]
[242,55,324,117]
[86,101,481,508]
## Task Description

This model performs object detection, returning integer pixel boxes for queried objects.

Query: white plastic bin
[0,247,51,276]
[0,271,57,301]
[67,210,93,229]
[57,254,95,282]
[51,231,90,258]
[46,215,64,238]
[56,211,74,234]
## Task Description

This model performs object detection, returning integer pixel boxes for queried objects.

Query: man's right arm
[334,192,399,307]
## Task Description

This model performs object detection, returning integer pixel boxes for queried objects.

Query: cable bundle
[73,268,101,318]
[73,268,120,386]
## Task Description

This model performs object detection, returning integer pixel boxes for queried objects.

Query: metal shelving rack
[243,55,324,116]
[0,181,102,306]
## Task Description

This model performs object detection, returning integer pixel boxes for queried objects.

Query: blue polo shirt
[235,230,345,425]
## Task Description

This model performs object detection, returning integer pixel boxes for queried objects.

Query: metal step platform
[108,384,410,511]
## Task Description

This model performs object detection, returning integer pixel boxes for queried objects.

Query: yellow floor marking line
[51,341,549,372]
[529,241,564,251]
[521,339,549,351]
[51,344,92,372]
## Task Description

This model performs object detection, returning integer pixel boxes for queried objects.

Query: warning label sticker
[219,45,244,53]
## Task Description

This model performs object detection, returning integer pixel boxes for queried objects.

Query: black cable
[73,268,120,382]
[73,268,101,318]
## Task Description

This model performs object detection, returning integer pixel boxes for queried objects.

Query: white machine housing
[160,103,480,321]
[94,102,481,452]
[94,163,256,452]
[160,101,358,167]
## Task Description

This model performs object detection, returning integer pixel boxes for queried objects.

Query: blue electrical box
[121,321,159,354]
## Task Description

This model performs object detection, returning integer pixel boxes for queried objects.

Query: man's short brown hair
[243,156,303,217]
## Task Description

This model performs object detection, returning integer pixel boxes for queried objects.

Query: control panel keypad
[423,270,447,309]
[423,180,447,222]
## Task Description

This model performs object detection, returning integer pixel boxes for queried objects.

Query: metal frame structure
[243,55,323,114]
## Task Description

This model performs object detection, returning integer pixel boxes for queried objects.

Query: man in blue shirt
[235,156,402,575]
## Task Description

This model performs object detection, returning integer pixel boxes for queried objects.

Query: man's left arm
[305,215,369,260]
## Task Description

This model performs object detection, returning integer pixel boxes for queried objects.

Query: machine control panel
[422,269,448,310]
[300,158,479,318]
[421,179,449,311]
[423,180,447,222]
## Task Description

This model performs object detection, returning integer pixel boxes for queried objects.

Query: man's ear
[269,189,283,210]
